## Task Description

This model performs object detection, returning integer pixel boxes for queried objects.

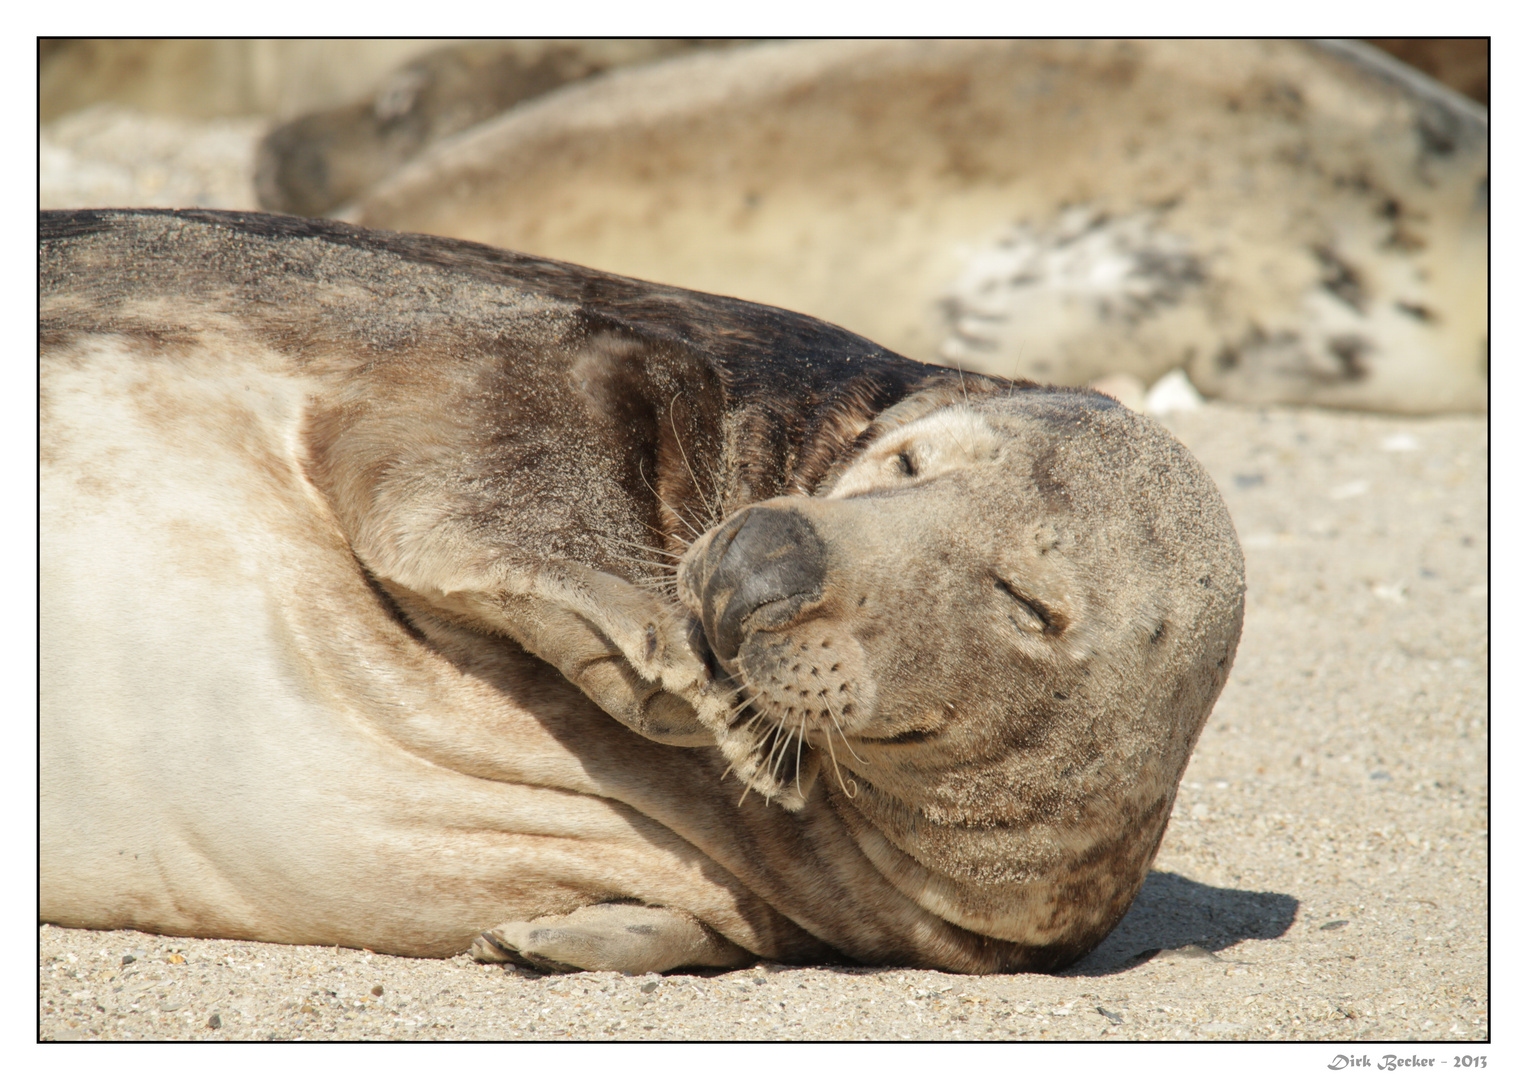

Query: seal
[255,40,724,217]
[40,208,1245,974]
[351,38,1486,414]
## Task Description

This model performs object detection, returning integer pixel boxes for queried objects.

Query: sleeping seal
[40,209,1244,974]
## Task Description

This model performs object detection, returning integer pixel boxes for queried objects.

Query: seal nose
[689,506,827,664]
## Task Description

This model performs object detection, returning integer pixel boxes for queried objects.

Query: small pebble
[1144,368,1204,414]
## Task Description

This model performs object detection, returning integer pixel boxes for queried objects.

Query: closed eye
[895,450,917,477]
[995,578,1052,635]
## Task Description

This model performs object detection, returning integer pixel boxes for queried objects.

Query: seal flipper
[469,903,753,974]
[364,555,731,748]
[482,568,732,748]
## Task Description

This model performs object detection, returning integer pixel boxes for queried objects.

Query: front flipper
[386,564,819,808]
[488,565,821,809]
[382,560,730,747]
[492,569,822,810]
[469,903,753,974]
[386,561,819,808]
[488,564,733,748]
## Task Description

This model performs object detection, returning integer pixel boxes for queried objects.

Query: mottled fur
[41,210,1243,974]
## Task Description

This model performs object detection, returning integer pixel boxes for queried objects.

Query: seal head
[679,386,1244,963]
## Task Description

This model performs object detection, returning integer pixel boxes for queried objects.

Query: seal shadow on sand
[1060,871,1300,977]
[670,872,1300,981]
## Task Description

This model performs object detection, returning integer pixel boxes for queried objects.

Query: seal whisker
[792,725,806,801]
[759,723,785,778]
[946,358,976,456]
[638,458,708,542]
[613,556,680,572]
[669,393,724,526]
[726,694,766,728]
[824,698,870,766]
[624,573,667,592]
[819,724,859,799]
[818,722,850,797]
[595,532,681,561]
[724,685,765,717]
[1008,343,1026,398]
[775,733,796,795]
[762,721,796,789]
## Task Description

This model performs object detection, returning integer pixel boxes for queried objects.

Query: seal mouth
[676,497,889,808]
[677,505,848,808]
[853,727,939,746]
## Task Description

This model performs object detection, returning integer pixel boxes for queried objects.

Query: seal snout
[686,506,827,666]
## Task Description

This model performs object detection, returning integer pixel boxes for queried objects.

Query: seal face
[40,209,1244,974]
[677,393,1245,946]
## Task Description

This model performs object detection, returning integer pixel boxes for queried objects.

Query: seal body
[40,209,1244,973]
